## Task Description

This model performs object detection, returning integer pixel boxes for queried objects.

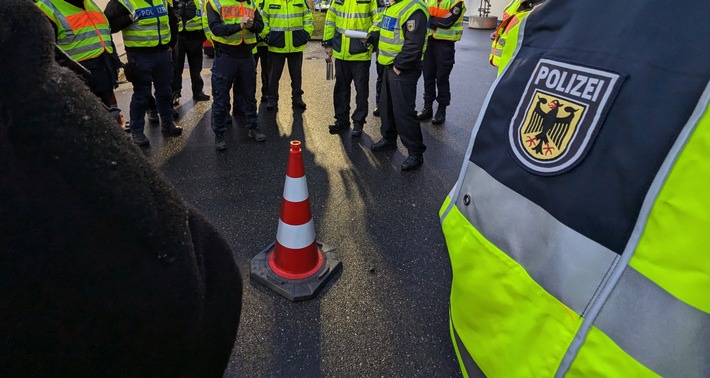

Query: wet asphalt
[113,27,497,377]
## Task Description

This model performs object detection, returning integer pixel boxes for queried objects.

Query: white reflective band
[283,176,309,203]
[276,219,316,249]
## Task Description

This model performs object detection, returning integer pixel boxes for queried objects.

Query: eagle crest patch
[508,59,623,175]
[406,20,416,31]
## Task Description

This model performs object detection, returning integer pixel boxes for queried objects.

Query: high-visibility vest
[260,0,314,53]
[177,0,204,31]
[369,2,385,34]
[425,0,464,41]
[201,0,213,41]
[323,0,378,61]
[376,0,428,66]
[207,0,258,45]
[35,0,114,62]
[441,0,710,376]
[489,0,530,69]
[254,0,268,46]
[118,0,171,48]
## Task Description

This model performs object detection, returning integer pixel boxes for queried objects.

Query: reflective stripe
[456,162,620,315]
[282,176,309,203]
[269,12,308,18]
[269,26,304,31]
[58,40,106,57]
[276,219,316,249]
[333,9,372,18]
[451,315,486,378]
[324,20,336,26]
[593,267,710,377]
[556,79,710,377]
[124,33,167,41]
[39,0,72,31]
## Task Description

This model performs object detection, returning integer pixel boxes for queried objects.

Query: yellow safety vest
[35,0,114,62]
[260,0,314,53]
[201,0,213,41]
[376,0,428,66]
[255,0,268,46]
[441,0,710,376]
[489,0,530,70]
[323,0,378,61]
[177,0,204,31]
[425,0,464,41]
[207,0,258,45]
[119,0,172,48]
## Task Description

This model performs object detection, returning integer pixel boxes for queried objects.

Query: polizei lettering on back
[508,59,623,175]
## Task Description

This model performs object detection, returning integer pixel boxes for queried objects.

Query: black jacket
[0,1,242,376]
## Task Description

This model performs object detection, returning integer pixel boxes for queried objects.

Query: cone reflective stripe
[250,140,342,301]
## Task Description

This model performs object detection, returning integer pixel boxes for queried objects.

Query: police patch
[508,59,624,175]
[406,20,416,31]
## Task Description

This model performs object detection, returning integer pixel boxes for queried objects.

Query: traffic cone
[250,140,342,301]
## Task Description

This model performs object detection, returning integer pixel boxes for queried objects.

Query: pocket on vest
[332,30,342,52]
[348,37,368,55]
[292,30,309,47]
[268,31,286,48]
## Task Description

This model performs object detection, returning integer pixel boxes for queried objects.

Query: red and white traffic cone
[250,140,342,301]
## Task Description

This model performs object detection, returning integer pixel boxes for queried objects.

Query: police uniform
[105,0,183,147]
[254,0,270,102]
[370,0,386,117]
[260,0,314,111]
[441,0,710,376]
[172,0,210,104]
[35,0,116,107]
[370,0,428,171]
[416,0,464,125]
[322,0,378,136]
[488,0,539,75]
[206,0,265,150]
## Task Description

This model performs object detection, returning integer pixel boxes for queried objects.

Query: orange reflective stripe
[65,10,105,30]
[505,14,520,33]
[428,6,448,17]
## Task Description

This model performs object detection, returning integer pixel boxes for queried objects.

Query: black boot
[432,105,447,125]
[161,122,183,136]
[417,104,433,121]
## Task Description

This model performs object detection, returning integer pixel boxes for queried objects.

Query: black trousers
[172,31,205,97]
[254,45,269,100]
[211,51,257,134]
[379,66,426,155]
[375,61,384,105]
[268,51,303,100]
[422,37,455,107]
[333,59,370,126]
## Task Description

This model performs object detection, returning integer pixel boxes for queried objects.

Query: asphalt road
[114,27,497,377]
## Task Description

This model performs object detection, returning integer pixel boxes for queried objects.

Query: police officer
[370,0,386,118]
[370,0,428,171]
[261,0,314,111]
[322,0,378,137]
[254,0,269,103]
[206,0,266,150]
[105,0,182,147]
[489,0,540,75]
[172,0,211,105]
[36,0,117,108]
[441,0,710,376]
[416,0,465,125]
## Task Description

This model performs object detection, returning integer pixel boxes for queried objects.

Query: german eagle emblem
[522,95,582,159]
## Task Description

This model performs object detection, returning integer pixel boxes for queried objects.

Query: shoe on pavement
[193,92,210,101]
[215,133,226,151]
[172,92,181,106]
[132,132,150,147]
[370,139,397,151]
[161,122,183,136]
[372,107,380,117]
[351,123,363,137]
[401,154,423,171]
[147,109,159,123]
[328,121,349,134]
[417,105,433,121]
[248,127,266,142]
[432,106,447,125]
[292,98,307,109]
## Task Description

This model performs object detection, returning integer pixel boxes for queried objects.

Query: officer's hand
[489,31,496,40]
[393,66,401,75]
[324,47,332,59]
[244,16,254,29]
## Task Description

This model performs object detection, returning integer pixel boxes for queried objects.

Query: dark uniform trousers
[422,37,455,107]
[333,59,370,126]
[379,66,426,154]
[375,61,384,105]
[172,31,206,97]
[127,50,174,134]
[268,51,303,101]
[254,45,269,100]
[211,49,257,135]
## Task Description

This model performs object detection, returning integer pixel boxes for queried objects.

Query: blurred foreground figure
[441,0,710,376]
[0,1,242,376]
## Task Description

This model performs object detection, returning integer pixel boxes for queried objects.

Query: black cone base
[250,241,342,301]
